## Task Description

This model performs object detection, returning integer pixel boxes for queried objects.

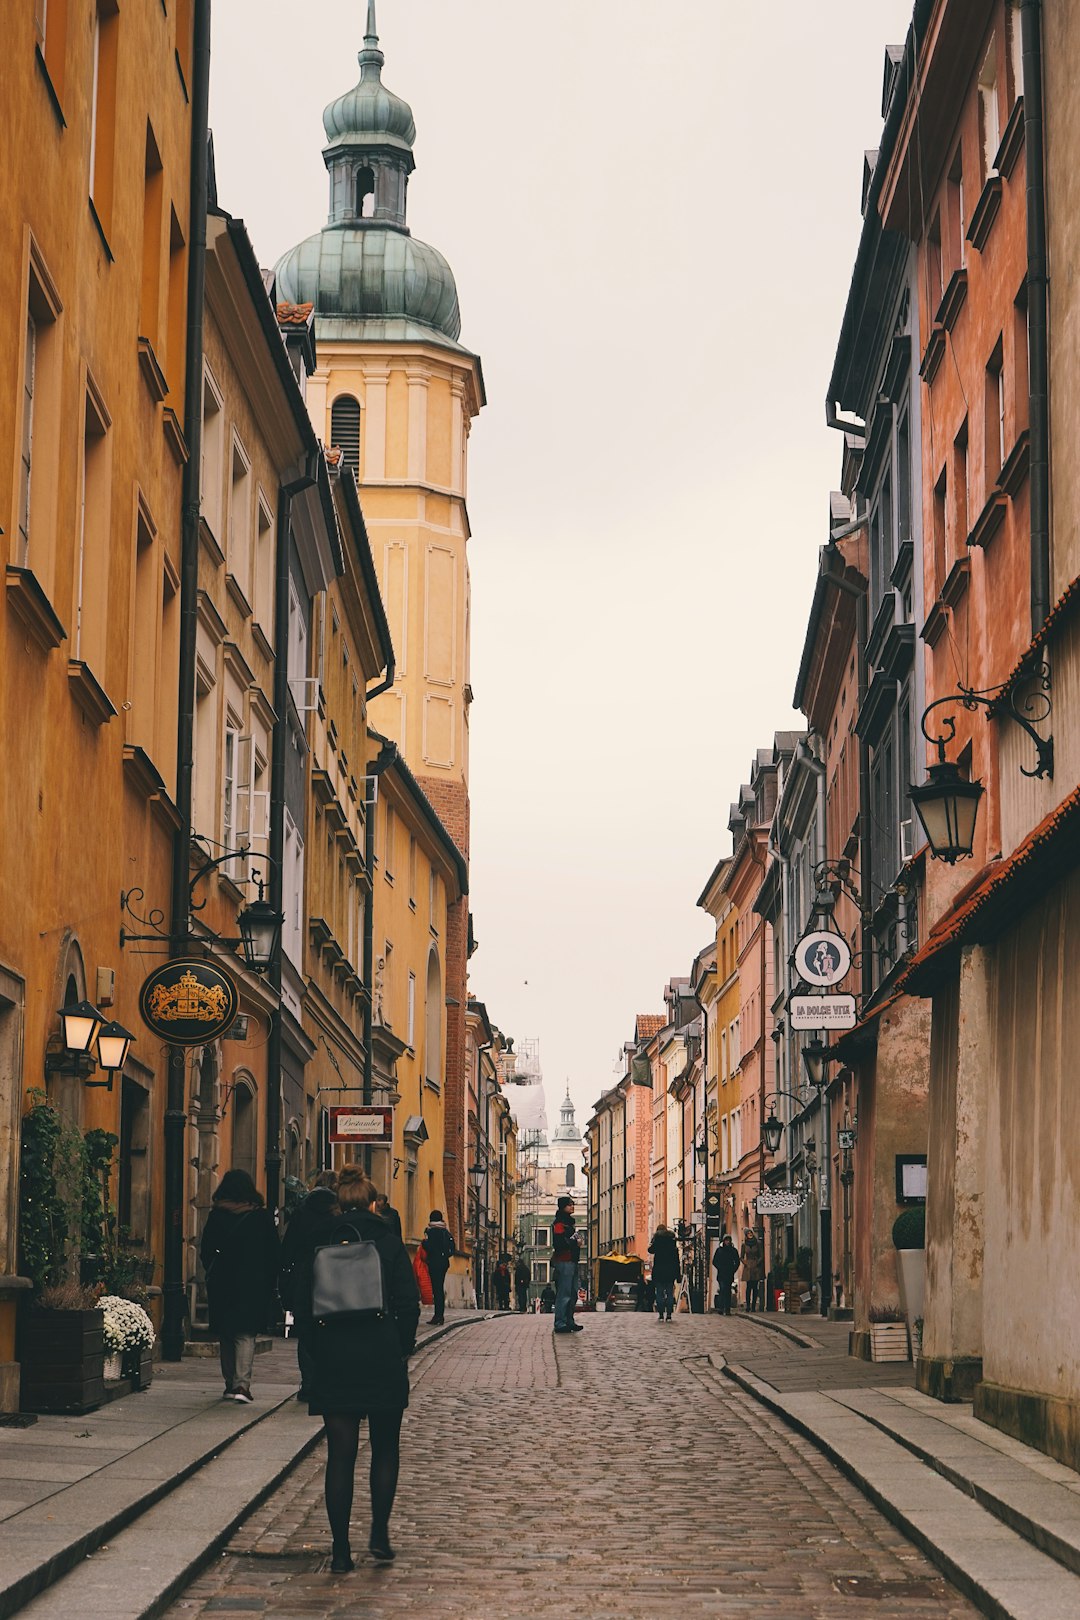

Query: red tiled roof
[277,301,314,326]
[994,572,1080,704]
[635,1014,664,1042]
[898,781,1080,996]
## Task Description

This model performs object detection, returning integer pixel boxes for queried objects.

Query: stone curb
[721,1358,1080,1620]
[739,1312,822,1350]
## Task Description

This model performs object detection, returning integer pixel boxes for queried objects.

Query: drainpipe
[162,0,211,1366]
[265,461,318,1224]
[362,737,395,1114]
[798,738,832,1317]
[823,548,871,1007]
[1020,0,1050,633]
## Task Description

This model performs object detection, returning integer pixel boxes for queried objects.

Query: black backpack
[311,1223,386,1322]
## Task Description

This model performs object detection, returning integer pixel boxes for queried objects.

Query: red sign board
[328,1106,393,1144]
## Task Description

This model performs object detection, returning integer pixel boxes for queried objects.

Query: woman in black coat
[200,1169,279,1403]
[297,1167,420,1572]
[648,1224,682,1322]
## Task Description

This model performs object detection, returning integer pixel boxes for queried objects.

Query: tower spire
[359,0,384,77]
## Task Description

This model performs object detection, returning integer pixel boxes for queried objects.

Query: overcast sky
[209,0,914,1133]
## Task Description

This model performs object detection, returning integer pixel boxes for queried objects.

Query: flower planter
[123,1345,153,1391]
[870,1322,911,1363]
[20,1308,105,1414]
[104,1352,123,1381]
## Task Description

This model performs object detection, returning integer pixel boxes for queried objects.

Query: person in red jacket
[551,1196,583,1335]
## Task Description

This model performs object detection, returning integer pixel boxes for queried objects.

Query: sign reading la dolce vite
[139,959,240,1046]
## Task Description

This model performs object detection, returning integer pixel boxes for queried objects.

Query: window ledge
[998,428,1030,497]
[967,489,1008,551]
[922,557,970,648]
[198,516,224,568]
[5,566,67,652]
[87,197,114,263]
[34,45,66,128]
[68,659,116,727]
[225,572,253,618]
[137,337,169,404]
[919,326,947,384]
[995,96,1025,179]
[967,174,1003,254]
[163,407,188,465]
[252,622,274,662]
[935,267,968,333]
[122,743,167,800]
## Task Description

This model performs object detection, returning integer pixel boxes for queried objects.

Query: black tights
[323,1409,403,1551]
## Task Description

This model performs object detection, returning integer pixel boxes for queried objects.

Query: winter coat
[740,1239,765,1282]
[279,1187,338,1320]
[648,1230,681,1286]
[713,1242,740,1285]
[514,1260,530,1290]
[551,1209,580,1265]
[423,1221,454,1276]
[200,1203,279,1336]
[296,1208,420,1416]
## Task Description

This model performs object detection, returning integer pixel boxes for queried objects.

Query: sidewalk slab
[723,1357,1080,1620]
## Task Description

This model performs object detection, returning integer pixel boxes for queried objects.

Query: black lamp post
[468,1160,485,1309]
[236,885,283,973]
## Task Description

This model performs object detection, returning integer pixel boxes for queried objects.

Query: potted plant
[868,1304,910,1362]
[98,1295,155,1387]
[892,1206,925,1338]
[20,1279,105,1413]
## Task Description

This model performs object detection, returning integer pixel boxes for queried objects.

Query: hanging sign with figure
[139,959,240,1046]
[793,930,852,988]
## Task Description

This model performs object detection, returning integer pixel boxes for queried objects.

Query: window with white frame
[228,434,252,607]
[533,1227,549,1249]
[407,971,416,1049]
[200,367,224,539]
[532,1261,548,1284]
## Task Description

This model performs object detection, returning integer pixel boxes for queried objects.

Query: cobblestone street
[166,1315,980,1619]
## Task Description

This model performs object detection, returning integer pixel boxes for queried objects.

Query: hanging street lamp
[801,1037,832,1089]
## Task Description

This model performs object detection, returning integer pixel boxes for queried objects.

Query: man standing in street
[712,1233,740,1315]
[514,1256,531,1313]
[740,1230,765,1312]
[423,1209,455,1326]
[551,1195,582,1334]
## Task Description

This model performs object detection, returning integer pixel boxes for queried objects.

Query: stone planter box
[20,1308,105,1414]
[870,1321,911,1363]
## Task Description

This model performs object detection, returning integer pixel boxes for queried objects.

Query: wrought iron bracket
[921,661,1054,780]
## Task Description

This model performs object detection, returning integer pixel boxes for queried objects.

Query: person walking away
[493,1256,512,1311]
[423,1209,454,1325]
[299,1167,420,1572]
[539,1281,556,1313]
[648,1224,681,1322]
[373,1192,402,1239]
[280,1180,339,1399]
[741,1230,765,1312]
[551,1195,582,1334]
[712,1233,740,1315]
[514,1256,531,1312]
[200,1169,279,1403]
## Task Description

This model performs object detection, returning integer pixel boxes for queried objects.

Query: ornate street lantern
[762,1113,784,1155]
[58,1000,103,1055]
[909,758,984,865]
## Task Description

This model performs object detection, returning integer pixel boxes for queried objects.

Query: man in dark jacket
[648,1224,681,1322]
[551,1196,582,1334]
[423,1210,454,1325]
[513,1257,531,1312]
[712,1233,740,1315]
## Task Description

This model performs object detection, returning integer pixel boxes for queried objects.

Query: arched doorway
[231,1074,258,1186]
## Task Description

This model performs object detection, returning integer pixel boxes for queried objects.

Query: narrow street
[167,1315,978,1620]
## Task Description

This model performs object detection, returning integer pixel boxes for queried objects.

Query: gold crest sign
[139,959,240,1047]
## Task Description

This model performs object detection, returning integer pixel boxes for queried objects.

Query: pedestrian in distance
[514,1256,531,1312]
[296,1167,420,1572]
[712,1233,740,1315]
[422,1209,454,1325]
[200,1169,280,1404]
[373,1191,402,1239]
[648,1223,681,1322]
[551,1195,583,1333]
[539,1281,556,1313]
[280,1180,340,1400]
[493,1255,513,1311]
[740,1230,766,1312]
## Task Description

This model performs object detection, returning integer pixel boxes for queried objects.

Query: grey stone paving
[164,1313,980,1619]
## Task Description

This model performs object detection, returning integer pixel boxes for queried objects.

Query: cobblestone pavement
[165,1314,980,1620]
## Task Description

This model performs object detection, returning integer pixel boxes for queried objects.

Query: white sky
[209,0,915,1132]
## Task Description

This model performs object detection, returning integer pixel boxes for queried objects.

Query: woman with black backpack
[297,1167,420,1573]
[200,1169,279,1404]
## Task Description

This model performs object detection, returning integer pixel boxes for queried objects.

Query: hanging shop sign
[139,958,240,1047]
[793,930,852,988]
[328,1106,394,1144]
[789,993,858,1030]
[756,1190,806,1216]
[837,1128,857,1151]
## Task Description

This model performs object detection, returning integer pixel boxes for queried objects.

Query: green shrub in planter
[892,1206,925,1249]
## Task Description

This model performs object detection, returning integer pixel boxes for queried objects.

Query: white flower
[97,1295,155,1355]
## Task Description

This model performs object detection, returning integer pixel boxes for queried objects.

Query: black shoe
[369,1535,396,1563]
[569,1322,583,1332]
[666,1315,673,1322]
[427,1317,444,1326]
[330,1545,354,1573]
[553,1326,572,1334]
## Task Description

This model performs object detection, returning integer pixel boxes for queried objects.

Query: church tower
[275,3,484,1240]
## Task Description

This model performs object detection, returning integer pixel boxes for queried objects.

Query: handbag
[413,1245,433,1307]
[311,1223,386,1322]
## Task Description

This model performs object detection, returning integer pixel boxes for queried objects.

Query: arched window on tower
[331,395,361,479]
[565,1163,575,1187]
[356,166,376,219]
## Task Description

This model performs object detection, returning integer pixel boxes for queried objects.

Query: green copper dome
[273,1,467,350]
[275,228,461,343]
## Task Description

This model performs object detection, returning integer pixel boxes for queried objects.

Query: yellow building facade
[275,4,485,1247]
[0,0,195,1407]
